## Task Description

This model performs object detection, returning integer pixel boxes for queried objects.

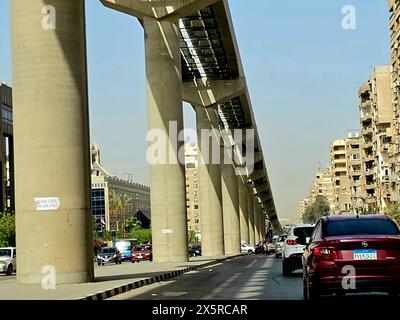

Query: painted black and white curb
[78,254,243,300]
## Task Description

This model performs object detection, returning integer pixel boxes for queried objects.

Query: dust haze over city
[0,1,391,224]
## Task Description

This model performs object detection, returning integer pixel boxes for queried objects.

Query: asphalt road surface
[109,254,395,301]
[109,254,304,300]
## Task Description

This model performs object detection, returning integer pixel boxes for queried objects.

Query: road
[109,254,393,301]
[109,254,304,300]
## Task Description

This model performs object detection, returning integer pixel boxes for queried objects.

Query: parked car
[275,235,287,258]
[188,244,202,257]
[0,247,16,275]
[131,245,153,263]
[267,235,279,254]
[241,241,255,254]
[282,224,315,276]
[302,214,400,300]
[97,247,122,266]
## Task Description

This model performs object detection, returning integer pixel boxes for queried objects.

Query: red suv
[301,214,400,300]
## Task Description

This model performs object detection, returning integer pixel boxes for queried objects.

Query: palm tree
[109,190,133,235]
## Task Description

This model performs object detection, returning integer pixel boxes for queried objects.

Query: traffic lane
[108,255,304,300]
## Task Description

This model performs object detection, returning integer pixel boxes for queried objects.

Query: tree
[109,190,133,234]
[131,228,152,244]
[188,230,197,244]
[0,213,15,247]
[388,203,400,226]
[302,195,330,224]
[125,215,142,233]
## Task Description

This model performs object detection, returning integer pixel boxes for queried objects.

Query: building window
[91,188,106,231]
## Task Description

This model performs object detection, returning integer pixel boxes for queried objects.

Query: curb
[78,254,244,300]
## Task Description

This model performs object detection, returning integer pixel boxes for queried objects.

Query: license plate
[353,249,377,260]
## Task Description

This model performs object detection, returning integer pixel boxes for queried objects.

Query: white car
[281,224,315,276]
[267,235,280,253]
[0,247,16,275]
[275,235,287,258]
[240,241,255,254]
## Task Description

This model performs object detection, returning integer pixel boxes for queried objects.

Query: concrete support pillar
[247,188,255,246]
[144,17,188,262]
[11,0,93,284]
[239,181,249,244]
[221,163,240,255]
[254,201,260,245]
[196,107,224,257]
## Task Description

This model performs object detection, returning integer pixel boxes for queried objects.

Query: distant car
[302,215,400,300]
[97,247,122,266]
[255,240,267,254]
[267,235,279,253]
[282,224,315,276]
[275,235,287,258]
[0,247,16,275]
[241,241,255,254]
[188,244,202,257]
[131,245,153,263]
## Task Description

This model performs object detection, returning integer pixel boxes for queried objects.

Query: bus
[113,239,139,261]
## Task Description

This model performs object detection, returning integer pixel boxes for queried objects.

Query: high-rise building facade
[359,66,393,212]
[331,140,353,213]
[346,131,365,213]
[389,0,400,204]
[0,83,14,213]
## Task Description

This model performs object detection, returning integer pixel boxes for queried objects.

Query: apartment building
[331,140,352,214]
[389,0,400,204]
[297,198,308,221]
[299,167,335,220]
[359,66,393,212]
[346,131,365,213]
[185,144,201,241]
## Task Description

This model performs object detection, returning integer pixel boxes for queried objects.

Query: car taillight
[313,247,332,260]
[286,239,297,246]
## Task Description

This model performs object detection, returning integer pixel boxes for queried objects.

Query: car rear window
[294,227,314,237]
[326,219,400,236]
[101,248,115,254]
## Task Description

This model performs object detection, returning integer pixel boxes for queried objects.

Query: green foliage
[188,230,197,244]
[388,203,400,226]
[130,228,152,244]
[125,215,142,233]
[302,195,330,224]
[110,190,133,232]
[0,213,15,247]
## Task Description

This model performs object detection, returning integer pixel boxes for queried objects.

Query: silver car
[274,235,287,258]
[0,247,16,275]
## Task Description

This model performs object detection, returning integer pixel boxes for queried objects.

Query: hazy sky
[0,1,391,223]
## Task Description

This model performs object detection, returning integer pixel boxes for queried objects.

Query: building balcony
[364,155,376,163]
[362,127,373,136]
[363,139,373,147]
[360,100,372,109]
[359,83,371,96]
[366,196,377,204]
[365,183,375,190]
